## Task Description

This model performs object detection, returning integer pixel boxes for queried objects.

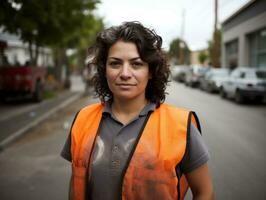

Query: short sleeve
[180,123,210,174]
[60,132,72,162]
[60,111,81,162]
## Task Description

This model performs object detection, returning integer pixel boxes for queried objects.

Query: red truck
[0,65,46,102]
[0,41,46,102]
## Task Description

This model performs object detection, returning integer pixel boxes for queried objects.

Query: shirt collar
[103,101,156,117]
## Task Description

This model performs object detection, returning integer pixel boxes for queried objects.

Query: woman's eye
[132,62,143,68]
[108,62,121,67]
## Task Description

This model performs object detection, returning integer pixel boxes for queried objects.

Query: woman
[61,21,214,200]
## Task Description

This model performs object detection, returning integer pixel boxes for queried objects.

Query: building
[0,29,53,67]
[221,0,266,68]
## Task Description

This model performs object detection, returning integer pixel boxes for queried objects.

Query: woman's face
[106,40,151,102]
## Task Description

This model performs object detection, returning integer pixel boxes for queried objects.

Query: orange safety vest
[70,103,201,200]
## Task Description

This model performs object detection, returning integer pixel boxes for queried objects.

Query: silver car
[200,68,230,93]
[220,67,266,103]
[185,65,209,87]
[171,65,190,83]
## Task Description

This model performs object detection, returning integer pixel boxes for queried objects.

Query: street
[166,81,266,199]
[0,80,266,200]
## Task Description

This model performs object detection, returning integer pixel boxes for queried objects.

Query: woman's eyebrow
[108,57,142,61]
[107,57,121,61]
[130,57,142,61]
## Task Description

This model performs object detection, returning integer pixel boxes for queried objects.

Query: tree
[212,29,221,68]
[0,0,100,65]
[0,0,104,83]
[208,29,221,67]
[66,14,104,70]
[168,38,190,65]
[198,51,208,65]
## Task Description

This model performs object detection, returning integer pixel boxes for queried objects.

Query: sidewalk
[0,95,95,200]
[0,74,86,151]
[0,91,82,150]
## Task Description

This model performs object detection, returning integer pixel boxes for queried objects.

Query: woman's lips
[116,83,135,86]
[116,83,136,89]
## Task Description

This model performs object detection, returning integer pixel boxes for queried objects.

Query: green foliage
[66,14,104,71]
[198,51,208,64]
[67,14,104,49]
[168,38,190,64]
[0,0,102,64]
[43,90,56,100]
[208,29,221,66]
[169,38,181,58]
[207,39,213,62]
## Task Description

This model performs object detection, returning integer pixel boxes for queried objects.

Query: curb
[0,92,82,151]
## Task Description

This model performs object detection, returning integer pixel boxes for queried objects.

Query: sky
[95,0,251,51]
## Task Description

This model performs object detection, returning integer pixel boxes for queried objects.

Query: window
[248,28,266,68]
[240,72,245,79]
[225,39,238,68]
[256,71,266,79]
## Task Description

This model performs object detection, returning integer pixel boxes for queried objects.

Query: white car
[200,68,229,93]
[185,65,209,87]
[171,65,191,82]
[220,67,266,103]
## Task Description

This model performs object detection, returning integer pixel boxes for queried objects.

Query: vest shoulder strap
[71,103,104,166]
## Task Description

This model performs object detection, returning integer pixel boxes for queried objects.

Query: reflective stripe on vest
[70,103,200,200]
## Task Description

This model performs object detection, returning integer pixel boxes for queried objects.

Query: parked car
[220,67,266,103]
[171,65,190,82]
[0,65,46,102]
[0,42,46,102]
[185,65,209,87]
[200,68,230,93]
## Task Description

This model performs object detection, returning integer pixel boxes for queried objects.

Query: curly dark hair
[89,21,170,105]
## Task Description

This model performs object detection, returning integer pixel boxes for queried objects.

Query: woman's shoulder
[158,103,199,125]
[159,103,191,113]
[77,102,104,118]
[81,102,103,111]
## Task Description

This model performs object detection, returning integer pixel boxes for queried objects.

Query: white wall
[5,44,53,67]
[222,12,266,67]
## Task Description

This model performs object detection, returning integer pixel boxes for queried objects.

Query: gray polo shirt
[61,102,209,200]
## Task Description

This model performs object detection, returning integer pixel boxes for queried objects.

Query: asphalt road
[0,81,265,200]
[166,81,266,200]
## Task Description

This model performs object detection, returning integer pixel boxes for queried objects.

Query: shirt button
[112,160,120,166]
[111,160,120,168]
[113,145,119,152]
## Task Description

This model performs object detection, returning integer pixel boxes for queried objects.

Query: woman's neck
[111,97,148,124]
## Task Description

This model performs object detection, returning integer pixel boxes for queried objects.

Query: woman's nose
[120,64,132,79]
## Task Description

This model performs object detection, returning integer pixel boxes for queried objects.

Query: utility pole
[180,9,185,41]
[214,0,218,31]
[212,0,221,68]
[179,9,185,65]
